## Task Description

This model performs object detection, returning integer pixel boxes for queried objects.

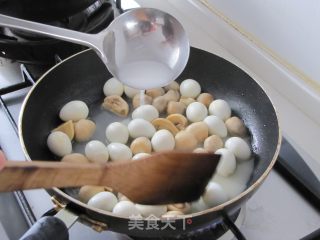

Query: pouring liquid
[117,61,173,90]
[140,89,145,105]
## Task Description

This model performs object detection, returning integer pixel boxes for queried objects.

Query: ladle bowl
[0,8,190,89]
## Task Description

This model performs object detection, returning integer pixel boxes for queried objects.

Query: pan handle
[20,208,78,240]
[20,216,69,240]
[222,211,247,240]
[0,150,77,239]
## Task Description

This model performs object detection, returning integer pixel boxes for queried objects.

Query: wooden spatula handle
[0,152,219,204]
[0,161,108,191]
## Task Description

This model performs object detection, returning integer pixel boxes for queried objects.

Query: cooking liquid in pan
[70,93,255,211]
[213,151,254,198]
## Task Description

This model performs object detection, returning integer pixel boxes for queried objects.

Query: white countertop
[135,0,320,178]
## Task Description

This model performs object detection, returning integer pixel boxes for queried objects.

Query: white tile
[0,222,9,240]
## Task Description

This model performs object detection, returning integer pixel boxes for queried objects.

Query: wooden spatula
[0,152,220,204]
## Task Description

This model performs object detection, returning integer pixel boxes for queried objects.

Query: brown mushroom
[78,185,105,203]
[225,116,248,137]
[152,118,179,136]
[175,131,198,151]
[61,153,89,164]
[52,120,74,140]
[186,122,209,142]
[166,114,188,130]
[102,95,129,117]
[132,93,153,109]
[197,93,214,107]
[146,88,165,98]
[74,119,96,142]
[163,90,180,102]
[164,81,180,91]
[152,96,168,113]
[204,135,223,153]
[167,101,186,115]
[179,97,196,106]
[130,137,152,154]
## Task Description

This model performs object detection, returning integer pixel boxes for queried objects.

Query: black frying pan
[19,47,281,238]
[0,0,96,22]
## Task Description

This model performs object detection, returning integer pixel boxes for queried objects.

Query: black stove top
[0,0,115,78]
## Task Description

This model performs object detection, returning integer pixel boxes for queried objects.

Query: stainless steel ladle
[0,8,190,89]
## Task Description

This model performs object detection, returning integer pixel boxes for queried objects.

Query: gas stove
[0,0,114,79]
[0,1,319,240]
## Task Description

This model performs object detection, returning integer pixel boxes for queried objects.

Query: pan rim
[18,47,282,221]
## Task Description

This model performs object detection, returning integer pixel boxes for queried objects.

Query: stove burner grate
[0,0,114,75]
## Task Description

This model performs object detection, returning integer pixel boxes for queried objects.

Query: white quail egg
[215,148,236,177]
[113,201,140,217]
[135,204,167,217]
[151,129,175,152]
[179,79,201,98]
[209,99,231,120]
[202,182,228,207]
[186,102,208,122]
[107,143,132,162]
[190,198,208,213]
[124,86,141,98]
[87,192,118,211]
[225,137,251,161]
[106,122,129,144]
[85,140,109,163]
[132,153,151,160]
[103,77,124,96]
[162,211,184,218]
[59,100,89,122]
[47,131,72,157]
[203,116,227,138]
[128,119,156,139]
[132,105,159,122]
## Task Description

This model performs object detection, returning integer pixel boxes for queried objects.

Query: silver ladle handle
[0,14,104,57]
